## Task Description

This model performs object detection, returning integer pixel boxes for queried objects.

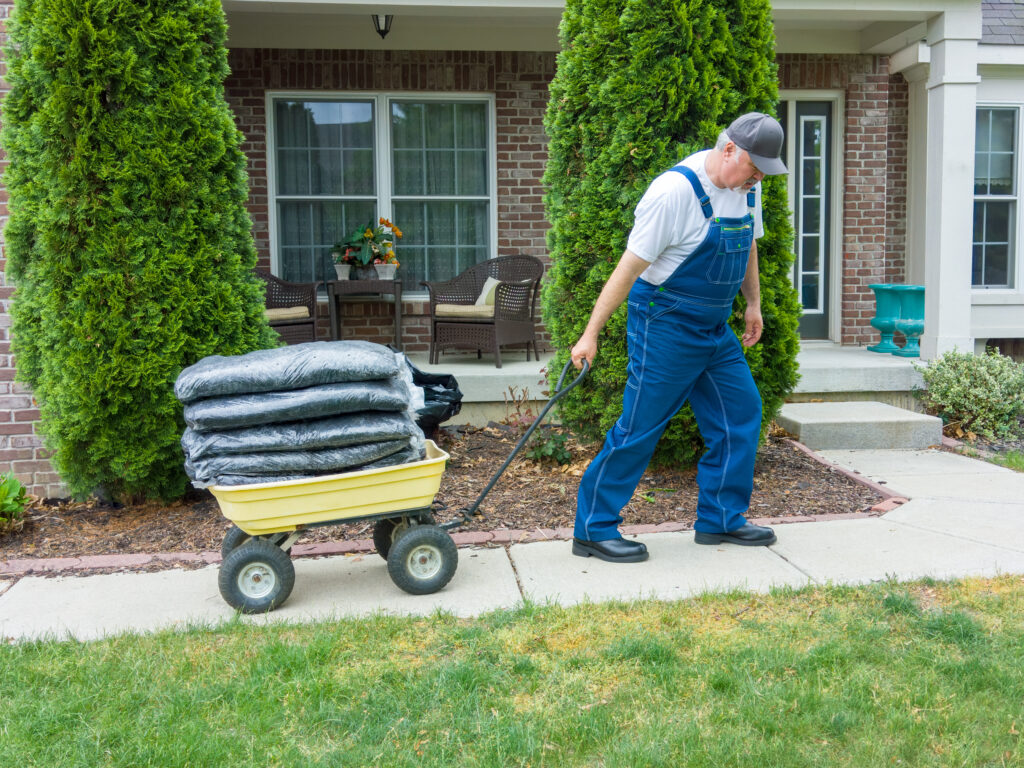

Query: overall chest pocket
[706,225,752,285]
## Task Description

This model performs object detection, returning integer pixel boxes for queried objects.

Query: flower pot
[333,263,350,280]
[891,285,925,358]
[867,284,900,353]
[353,265,378,281]
[375,263,397,281]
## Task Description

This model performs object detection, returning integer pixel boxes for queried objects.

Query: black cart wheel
[372,512,435,560]
[220,525,252,560]
[386,525,458,595]
[219,539,296,613]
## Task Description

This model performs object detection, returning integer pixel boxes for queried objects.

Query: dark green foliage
[542,0,800,467]
[2,0,278,501]
[0,471,29,535]
[525,429,573,465]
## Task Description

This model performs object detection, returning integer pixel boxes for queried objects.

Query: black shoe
[694,523,777,547]
[572,537,649,563]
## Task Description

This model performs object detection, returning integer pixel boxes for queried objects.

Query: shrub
[0,472,29,536]
[914,350,1024,440]
[542,0,800,468]
[2,0,278,501]
[526,430,573,465]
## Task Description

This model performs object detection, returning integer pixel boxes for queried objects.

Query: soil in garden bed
[0,426,883,561]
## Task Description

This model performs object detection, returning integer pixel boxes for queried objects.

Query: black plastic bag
[405,358,463,438]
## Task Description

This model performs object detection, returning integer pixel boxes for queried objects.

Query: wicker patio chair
[257,270,323,345]
[422,255,544,368]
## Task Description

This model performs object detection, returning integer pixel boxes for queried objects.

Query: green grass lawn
[991,450,1024,472]
[2,577,1023,767]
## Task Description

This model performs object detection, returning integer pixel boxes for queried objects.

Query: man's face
[721,144,765,191]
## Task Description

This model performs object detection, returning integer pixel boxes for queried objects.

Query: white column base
[921,333,974,360]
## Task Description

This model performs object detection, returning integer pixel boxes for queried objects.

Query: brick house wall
[777,53,910,345]
[0,0,64,498]
[225,49,558,353]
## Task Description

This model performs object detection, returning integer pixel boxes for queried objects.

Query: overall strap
[746,186,756,209]
[669,166,713,219]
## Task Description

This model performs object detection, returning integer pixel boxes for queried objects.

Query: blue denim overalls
[575,166,763,541]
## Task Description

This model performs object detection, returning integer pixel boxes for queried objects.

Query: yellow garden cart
[210,361,588,613]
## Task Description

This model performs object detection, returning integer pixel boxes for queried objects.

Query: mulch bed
[1,425,884,563]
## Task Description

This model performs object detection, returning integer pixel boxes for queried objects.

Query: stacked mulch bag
[174,340,447,488]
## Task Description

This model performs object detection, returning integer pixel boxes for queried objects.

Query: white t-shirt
[626,150,764,286]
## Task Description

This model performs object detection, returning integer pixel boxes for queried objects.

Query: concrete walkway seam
[783,437,909,500]
[764,546,821,586]
[882,513,1024,555]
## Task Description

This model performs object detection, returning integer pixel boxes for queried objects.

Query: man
[569,112,788,563]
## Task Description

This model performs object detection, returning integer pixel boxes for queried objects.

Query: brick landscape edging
[0,439,899,577]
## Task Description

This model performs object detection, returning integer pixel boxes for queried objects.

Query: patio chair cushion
[474,276,502,306]
[264,306,310,322]
[434,303,495,318]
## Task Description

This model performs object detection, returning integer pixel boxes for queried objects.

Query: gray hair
[715,130,731,151]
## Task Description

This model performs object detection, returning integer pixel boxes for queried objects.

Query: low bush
[0,472,29,536]
[915,349,1024,439]
[526,430,573,465]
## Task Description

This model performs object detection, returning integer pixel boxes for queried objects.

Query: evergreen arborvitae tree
[543,0,800,467]
[2,0,278,501]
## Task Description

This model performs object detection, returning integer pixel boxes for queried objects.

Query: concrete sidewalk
[3,447,1024,642]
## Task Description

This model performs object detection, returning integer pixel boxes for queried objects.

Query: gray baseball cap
[727,112,787,175]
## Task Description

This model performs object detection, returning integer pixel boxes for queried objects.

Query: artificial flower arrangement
[333,217,402,267]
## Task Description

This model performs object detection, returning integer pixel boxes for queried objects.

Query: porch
[408,340,926,427]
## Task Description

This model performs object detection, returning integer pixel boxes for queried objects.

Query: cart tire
[220,525,252,560]
[373,512,435,560]
[372,518,401,560]
[387,525,458,595]
[219,539,295,613]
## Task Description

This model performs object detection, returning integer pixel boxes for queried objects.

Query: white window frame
[265,90,498,298]
[972,102,1022,297]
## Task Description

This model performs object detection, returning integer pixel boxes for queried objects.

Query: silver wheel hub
[238,562,276,599]
[406,544,442,580]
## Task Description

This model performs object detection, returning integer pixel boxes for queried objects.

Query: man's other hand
[741,306,763,347]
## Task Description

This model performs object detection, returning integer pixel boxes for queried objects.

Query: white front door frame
[779,89,846,342]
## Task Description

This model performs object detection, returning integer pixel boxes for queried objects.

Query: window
[270,94,494,291]
[973,107,1018,289]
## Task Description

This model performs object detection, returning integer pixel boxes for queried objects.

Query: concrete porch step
[777,401,943,450]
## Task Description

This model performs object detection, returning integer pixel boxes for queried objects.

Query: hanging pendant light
[372,14,393,40]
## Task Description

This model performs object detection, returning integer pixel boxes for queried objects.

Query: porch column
[920,8,981,359]
[892,45,929,287]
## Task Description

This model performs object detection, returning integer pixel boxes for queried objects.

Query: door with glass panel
[780,101,833,339]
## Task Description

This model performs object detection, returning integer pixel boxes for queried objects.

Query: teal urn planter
[892,285,925,358]
[867,284,900,353]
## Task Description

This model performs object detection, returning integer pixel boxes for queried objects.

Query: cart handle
[442,359,589,530]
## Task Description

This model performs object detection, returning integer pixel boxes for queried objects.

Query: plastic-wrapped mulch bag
[181,411,421,460]
[185,439,410,485]
[183,378,412,431]
[174,340,399,403]
[175,342,436,488]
